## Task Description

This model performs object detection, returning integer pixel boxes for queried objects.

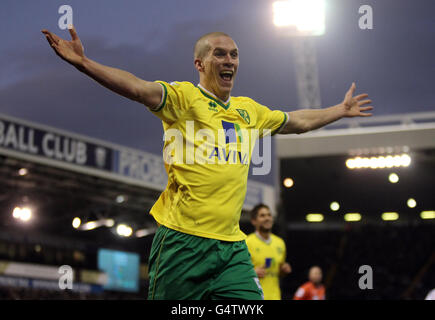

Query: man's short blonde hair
[194,32,232,60]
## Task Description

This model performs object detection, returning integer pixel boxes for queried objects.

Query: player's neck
[256,230,271,242]
[198,82,231,103]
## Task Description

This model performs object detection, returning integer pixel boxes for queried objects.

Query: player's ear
[194,58,205,72]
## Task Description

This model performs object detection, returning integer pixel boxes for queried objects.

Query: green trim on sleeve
[152,81,168,112]
[272,111,288,136]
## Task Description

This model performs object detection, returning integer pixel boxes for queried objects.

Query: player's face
[202,36,239,100]
[309,267,323,284]
[253,207,274,232]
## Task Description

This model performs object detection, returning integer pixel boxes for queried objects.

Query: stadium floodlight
[72,217,81,229]
[116,195,126,204]
[385,156,394,168]
[420,211,435,220]
[344,213,361,222]
[407,198,417,209]
[283,177,294,188]
[81,221,99,231]
[369,157,379,169]
[116,224,133,237]
[12,207,22,219]
[12,206,32,222]
[78,218,115,230]
[400,154,411,167]
[388,173,399,184]
[345,154,411,170]
[20,208,32,221]
[104,219,115,227]
[345,159,355,169]
[272,0,326,36]
[330,201,340,212]
[382,212,399,221]
[18,168,28,176]
[306,213,324,222]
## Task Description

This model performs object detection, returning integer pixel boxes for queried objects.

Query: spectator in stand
[293,266,326,300]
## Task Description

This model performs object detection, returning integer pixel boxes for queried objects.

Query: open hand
[342,83,373,117]
[42,25,84,66]
[255,266,267,279]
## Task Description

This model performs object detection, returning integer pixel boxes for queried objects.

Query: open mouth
[220,70,233,82]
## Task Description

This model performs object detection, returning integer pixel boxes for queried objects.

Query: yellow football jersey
[149,81,288,241]
[246,232,286,300]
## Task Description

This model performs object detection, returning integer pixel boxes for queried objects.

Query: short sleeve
[252,101,288,137]
[150,81,192,124]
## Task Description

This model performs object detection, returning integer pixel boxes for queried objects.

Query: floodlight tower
[272,0,326,236]
[272,0,325,108]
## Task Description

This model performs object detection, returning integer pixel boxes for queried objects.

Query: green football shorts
[147,225,264,300]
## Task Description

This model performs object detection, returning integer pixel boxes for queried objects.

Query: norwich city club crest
[236,109,250,124]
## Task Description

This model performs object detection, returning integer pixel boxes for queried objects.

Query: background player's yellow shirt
[149,81,288,241]
[246,232,286,300]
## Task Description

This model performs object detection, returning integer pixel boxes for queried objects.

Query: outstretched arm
[41,26,162,109]
[279,83,373,134]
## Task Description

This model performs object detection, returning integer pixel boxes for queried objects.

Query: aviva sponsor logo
[208,147,248,165]
[163,121,265,167]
